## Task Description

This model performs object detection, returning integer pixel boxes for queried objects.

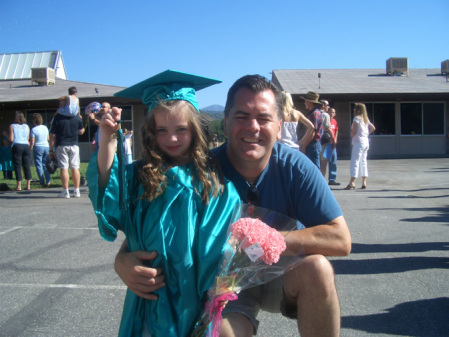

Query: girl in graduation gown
[87,71,240,337]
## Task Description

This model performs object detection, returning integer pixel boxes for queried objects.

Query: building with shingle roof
[272,58,449,158]
[0,51,144,161]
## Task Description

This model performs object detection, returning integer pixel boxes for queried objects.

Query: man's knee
[284,255,336,296]
[221,313,253,337]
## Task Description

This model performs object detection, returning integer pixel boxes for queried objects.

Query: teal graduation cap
[114,69,221,113]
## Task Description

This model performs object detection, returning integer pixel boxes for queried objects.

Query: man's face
[224,88,281,170]
[101,103,111,113]
[322,101,329,112]
[330,109,336,119]
[304,100,315,110]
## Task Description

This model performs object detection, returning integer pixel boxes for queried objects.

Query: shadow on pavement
[350,242,449,254]
[332,256,449,275]
[342,297,449,336]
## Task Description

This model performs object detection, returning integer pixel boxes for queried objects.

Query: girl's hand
[99,107,122,138]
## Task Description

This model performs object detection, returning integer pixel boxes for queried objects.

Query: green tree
[209,119,226,142]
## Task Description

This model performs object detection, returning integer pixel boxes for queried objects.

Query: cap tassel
[116,128,129,211]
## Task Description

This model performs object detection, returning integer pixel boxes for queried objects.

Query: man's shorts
[55,145,80,169]
[222,276,296,334]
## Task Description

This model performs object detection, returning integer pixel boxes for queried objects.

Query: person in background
[49,106,85,198]
[89,102,111,151]
[114,74,351,337]
[301,91,323,168]
[345,103,376,190]
[57,87,80,118]
[0,135,14,180]
[212,133,219,147]
[319,100,332,176]
[278,91,314,153]
[327,107,340,185]
[30,113,51,187]
[123,129,133,164]
[91,133,97,152]
[4,111,32,191]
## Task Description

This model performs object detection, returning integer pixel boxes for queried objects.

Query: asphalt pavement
[1,158,448,336]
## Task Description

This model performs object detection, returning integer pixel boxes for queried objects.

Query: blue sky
[1,0,448,108]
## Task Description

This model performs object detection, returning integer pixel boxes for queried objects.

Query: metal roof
[0,51,67,80]
[272,68,449,95]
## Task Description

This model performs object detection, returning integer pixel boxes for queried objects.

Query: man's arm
[115,240,166,300]
[282,216,351,257]
[297,112,315,151]
[49,133,56,159]
[89,113,100,126]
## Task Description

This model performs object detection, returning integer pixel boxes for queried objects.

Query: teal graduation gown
[87,153,240,337]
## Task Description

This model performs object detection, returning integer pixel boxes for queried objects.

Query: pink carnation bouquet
[191,204,305,337]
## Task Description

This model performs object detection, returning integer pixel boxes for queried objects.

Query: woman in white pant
[344,103,375,190]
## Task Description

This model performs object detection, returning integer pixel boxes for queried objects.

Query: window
[351,103,395,135]
[423,103,444,134]
[26,109,57,129]
[400,103,422,135]
[120,106,133,134]
[401,103,444,135]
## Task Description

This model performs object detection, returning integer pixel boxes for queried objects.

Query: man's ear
[276,119,282,140]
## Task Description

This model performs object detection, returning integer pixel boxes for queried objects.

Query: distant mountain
[201,104,224,120]
[202,104,224,112]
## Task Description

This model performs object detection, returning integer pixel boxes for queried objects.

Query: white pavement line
[0,226,99,231]
[0,283,126,290]
[0,227,22,235]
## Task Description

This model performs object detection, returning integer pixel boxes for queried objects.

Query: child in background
[86,70,240,337]
[57,86,80,118]
[0,135,14,180]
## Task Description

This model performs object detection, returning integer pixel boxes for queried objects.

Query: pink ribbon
[205,292,238,337]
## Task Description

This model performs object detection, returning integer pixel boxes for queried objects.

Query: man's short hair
[68,87,77,95]
[224,75,283,120]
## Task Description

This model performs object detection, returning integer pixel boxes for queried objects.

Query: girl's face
[154,109,192,165]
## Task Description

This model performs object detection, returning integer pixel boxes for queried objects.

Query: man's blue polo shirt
[212,142,342,228]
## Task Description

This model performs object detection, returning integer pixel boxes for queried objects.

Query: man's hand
[115,249,166,300]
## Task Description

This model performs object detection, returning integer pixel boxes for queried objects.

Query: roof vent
[441,60,449,74]
[386,57,408,76]
[31,67,55,86]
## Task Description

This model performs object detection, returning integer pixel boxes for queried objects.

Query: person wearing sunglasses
[114,75,351,337]
[89,102,111,151]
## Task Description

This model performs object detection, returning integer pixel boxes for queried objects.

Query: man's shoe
[59,190,70,199]
[328,181,341,186]
[73,190,81,198]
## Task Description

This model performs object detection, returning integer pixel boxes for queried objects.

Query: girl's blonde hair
[281,91,294,116]
[139,100,223,204]
[354,103,369,125]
